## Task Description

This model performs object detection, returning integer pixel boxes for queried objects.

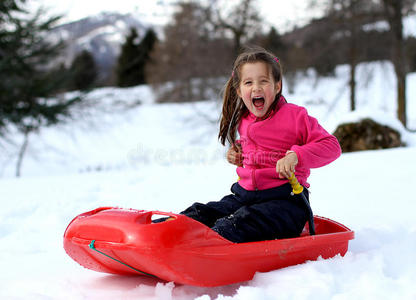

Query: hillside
[1,60,415,178]
[0,61,415,299]
[49,12,154,81]
[48,12,416,85]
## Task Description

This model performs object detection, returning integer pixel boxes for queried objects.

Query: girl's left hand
[276,151,298,178]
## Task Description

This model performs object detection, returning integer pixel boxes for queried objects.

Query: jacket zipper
[247,118,259,191]
[251,169,258,191]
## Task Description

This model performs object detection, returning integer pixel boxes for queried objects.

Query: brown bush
[333,118,404,152]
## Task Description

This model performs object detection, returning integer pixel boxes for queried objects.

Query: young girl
[175,47,341,243]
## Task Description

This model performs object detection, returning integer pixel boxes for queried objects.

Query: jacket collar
[247,95,287,120]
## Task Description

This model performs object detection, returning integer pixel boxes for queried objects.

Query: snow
[362,14,416,38]
[1,61,416,299]
[404,14,416,37]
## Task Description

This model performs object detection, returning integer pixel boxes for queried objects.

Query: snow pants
[180,182,309,243]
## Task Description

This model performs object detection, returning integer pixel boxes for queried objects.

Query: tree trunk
[383,0,407,127]
[392,12,407,127]
[349,1,358,112]
[234,31,242,56]
[350,62,357,111]
[396,62,407,127]
[16,130,30,177]
[349,21,358,111]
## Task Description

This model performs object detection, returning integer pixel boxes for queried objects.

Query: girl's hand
[226,144,243,167]
[276,151,298,178]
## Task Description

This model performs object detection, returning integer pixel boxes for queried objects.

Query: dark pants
[180,183,309,243]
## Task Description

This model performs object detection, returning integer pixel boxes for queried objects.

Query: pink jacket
[236,96,341,191]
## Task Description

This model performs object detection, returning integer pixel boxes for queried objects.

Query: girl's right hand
[226,144,243,167]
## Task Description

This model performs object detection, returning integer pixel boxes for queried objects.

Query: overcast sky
[28,0,322,33]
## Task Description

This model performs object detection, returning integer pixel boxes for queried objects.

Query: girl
[174,47,341,243]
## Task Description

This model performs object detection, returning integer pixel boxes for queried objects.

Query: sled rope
[89,240,158,278]
[288,174,316,235]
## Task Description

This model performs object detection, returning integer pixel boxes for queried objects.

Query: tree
[254,27,289,69]
[0,1,80,176]
[332,0,362,111]
[70,50,98,91]
[262,27,286,56]
[138,28,157,83]
[300,18,340,76]
[381,0,415,128]
[146,0,264,102]
[116,27,157,87]
[312,0,415,122]
[116,28,141,87]
[206,0,262,55]
[147,2,233,102]
[407,37,416,72]
[310,0,383,111]
[0,0,22,19]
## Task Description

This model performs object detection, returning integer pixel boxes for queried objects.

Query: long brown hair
[218,46,283,146]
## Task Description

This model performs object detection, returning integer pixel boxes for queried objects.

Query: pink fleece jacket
[236,96,341,191]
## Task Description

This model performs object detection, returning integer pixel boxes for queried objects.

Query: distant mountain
[50,12,154,84]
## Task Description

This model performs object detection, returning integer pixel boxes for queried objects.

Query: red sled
[63,207,354,287]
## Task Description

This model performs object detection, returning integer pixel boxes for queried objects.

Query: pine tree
[116,28,142,87]
[0,2,78,133]
[70,50,98,91]
[0,1,80,175]
[263,27,286,56]
[137,28,157,84]
[0,0,23,19]
[116,27,157,87]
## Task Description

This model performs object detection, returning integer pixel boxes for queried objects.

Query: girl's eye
[244,81,252,85]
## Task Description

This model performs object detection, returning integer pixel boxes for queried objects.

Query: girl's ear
[275,80,282,94]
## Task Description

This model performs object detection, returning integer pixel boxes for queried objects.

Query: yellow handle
[288,173,303,194]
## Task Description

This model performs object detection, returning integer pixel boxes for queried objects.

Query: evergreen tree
[263,27,286,56]
[0,2,78,133]
[0,0,23,20]
[116,28,141,87]
[0,1,80,175]
[137,28,157,84]
[70,50,98,91]
[116,27,157,87]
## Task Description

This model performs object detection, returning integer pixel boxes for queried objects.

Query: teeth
[253,96,265,108]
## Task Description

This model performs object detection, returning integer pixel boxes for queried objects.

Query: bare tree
[381,0,415,128]
[147,2,233,102]
[146,0,265,102]
[312,0,383,111]
[205,0,262,55]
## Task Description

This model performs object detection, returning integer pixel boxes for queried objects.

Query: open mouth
[252,96,265,109]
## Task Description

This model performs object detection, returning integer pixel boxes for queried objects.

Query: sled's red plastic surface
[63,207,354,286]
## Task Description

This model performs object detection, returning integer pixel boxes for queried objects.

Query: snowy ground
[1,61,416,299]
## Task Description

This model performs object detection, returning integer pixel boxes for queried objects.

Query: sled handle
[288,173,303,194]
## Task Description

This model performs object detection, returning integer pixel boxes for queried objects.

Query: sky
[28,0,322,33]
